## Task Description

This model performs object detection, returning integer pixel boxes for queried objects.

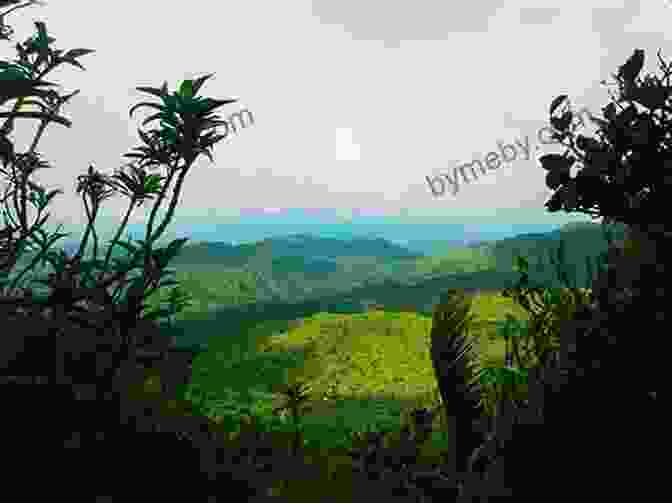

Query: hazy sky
[1,0,667,246]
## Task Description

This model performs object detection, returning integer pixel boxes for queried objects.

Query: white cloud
[334,127,361,161]
[0,0,649,237]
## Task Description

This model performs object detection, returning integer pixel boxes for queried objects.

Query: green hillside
[3,222,625,462]
[4,221,621,315]
[161,289,533,454]
[486,220,627,289]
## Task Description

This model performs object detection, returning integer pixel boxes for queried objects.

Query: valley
[1,220,626,459]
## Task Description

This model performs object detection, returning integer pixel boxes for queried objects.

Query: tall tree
[519,48,667,500]
[540,48,672,239]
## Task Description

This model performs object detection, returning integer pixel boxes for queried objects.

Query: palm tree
[427,289,490,482]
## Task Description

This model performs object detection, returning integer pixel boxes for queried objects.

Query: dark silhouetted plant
[541,48,672,240]
[426,288,491,486]
[0,2,273,498]
[475,47,667,502]
[0,0,236,389]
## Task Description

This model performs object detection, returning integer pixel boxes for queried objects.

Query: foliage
[540,48,672,240]
[469,48,666,501]
[0,2,235,354]
[0,3,267,497]
[425,288,493,485]
[179,291,536,495]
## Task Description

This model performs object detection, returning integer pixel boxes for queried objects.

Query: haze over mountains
[170,233,422,267]
[8,220,626,312]
[39,220,588,259]
[14,219,624,266]
[110,218,577,250]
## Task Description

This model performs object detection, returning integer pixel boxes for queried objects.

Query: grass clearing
[150,288,532,457]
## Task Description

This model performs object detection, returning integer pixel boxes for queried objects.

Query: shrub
[0,2,277,498]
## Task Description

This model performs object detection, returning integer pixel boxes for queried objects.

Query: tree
[524,47,667,500]
[540,48,672,241]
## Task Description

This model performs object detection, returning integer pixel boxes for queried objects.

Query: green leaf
[543,289,563,306]
[140,306,178,322]
[178,79,194,99]
[514,255,529,273]
[106,237,141,258]
[0,67,31,81]
[143,174,164,194]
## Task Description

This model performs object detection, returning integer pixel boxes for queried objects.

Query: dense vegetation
[8,219,622,461]
[12,221,608,443]
[9,220,626,310]
[155,291,533,450]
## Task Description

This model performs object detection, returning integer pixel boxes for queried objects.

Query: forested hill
[483,220,628,288]
[168,233,424,268]
[8,221,628,308]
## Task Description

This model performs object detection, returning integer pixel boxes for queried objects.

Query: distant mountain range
[9,220,628,303]
[10,233,424,279]
[15,220,626,266]
[169,233,424,268]
[397,239,485,256]
[483,220,627,288]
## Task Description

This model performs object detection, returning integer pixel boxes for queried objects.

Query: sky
[0,0,668,248]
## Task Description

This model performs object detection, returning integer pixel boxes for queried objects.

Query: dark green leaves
[541,49,672,231]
